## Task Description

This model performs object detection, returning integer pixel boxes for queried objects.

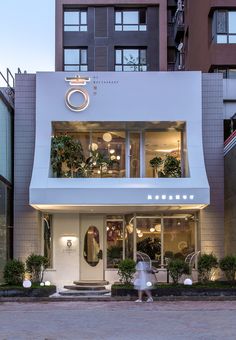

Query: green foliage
[137,237,161,260]
[51,135,119,178]
[158,155,181,178]
[117,259,136,284]
[51,135,87,178]
[167,258,190,284]
[3,259,25,285]
[198,253,218,282]
[219,255,236,281]
[149,156,163,177]
[26,254,49,283]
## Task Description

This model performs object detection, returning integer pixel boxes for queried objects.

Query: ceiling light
[150,227,155,232]
[103,133,112,142]
[90,143,98,151]
[116,155,120,160]
[109,149,115,154]
[155,224,161,232]
[138,232,143,238]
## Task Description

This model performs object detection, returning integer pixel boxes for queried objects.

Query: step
[64,285,106,291]
[59,289,110,296]
[73,280,109,286]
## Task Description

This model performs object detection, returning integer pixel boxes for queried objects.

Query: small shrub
[198,253,218,282]
[3,259,25,285]
[167,258,190,284]
[117,259,136,284]
[219,255,236,282]
[26,254,49,283]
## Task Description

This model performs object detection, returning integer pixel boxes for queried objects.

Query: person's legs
[135,290,143,302]
[145,290,153,302]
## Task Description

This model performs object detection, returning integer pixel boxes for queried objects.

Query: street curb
[1,296,236,303]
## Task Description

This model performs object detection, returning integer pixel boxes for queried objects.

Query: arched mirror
[84,226,100,267]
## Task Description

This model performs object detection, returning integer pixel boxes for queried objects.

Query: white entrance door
[80,214,104,281]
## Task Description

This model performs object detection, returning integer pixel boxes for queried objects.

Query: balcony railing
[173,9,185,42]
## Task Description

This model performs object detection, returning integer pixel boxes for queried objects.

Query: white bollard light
[184,278,193,285]
[23,280,32,288]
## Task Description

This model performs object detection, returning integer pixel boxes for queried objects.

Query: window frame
[214,10,236,44]
[115,8,147,31]
[115,48,147,72]
[64,9,88,32]
[63,48,88,71]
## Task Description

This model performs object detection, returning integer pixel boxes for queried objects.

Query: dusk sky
[0,0,55,86]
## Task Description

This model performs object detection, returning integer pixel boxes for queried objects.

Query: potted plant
[158,155,181,178]
[149,156,163,177]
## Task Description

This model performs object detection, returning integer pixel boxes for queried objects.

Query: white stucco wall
[30,71,209,207]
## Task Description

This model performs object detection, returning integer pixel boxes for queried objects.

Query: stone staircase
[58,280,111,299]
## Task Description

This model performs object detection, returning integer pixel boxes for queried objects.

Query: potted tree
[149,156,163,178]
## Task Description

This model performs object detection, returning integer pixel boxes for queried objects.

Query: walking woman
[134,261,154,302]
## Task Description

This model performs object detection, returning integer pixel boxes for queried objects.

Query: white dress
[134,261,152,291]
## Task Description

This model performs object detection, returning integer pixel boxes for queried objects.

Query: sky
[0,0,55,86]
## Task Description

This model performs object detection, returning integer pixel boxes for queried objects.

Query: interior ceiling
[52,121,185,133]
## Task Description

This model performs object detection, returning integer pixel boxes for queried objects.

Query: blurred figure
[134,261,153,302]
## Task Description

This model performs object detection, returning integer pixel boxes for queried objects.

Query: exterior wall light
[67,239,72,248]
[183,195,187,200]
[155,195,159,200]
[161,195,166,200]
[147,195,152,200]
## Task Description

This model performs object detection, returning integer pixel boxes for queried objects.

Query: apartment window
[115,48,147,71]
[64,9,87,31]
[64,48,88,71]
[115,9,147,31]
[213,68,236,79]
[213,11,236,43]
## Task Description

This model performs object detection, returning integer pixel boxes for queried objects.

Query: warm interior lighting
[103,132,112,142]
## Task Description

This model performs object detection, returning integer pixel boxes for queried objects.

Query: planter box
[111,284,236,297]
[0,286,56,297]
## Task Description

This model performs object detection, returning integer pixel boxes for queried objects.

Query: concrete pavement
[0,300,236,339]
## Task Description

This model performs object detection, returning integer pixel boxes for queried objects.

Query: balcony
[173,9,185,42]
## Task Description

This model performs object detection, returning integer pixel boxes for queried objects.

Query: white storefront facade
[26,71,214,287]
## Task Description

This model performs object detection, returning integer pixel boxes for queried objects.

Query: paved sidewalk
[0,300,236,339]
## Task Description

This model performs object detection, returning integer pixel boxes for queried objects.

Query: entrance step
[64,285,106,291]
[73,280,109,286]
[59,289,110,296]
[59,280,111,298]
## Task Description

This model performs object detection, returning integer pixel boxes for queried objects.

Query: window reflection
[64,10,87,31]
[106,221,123,268]
[136,218,161,267]
[163,218,195,265]
[115,48,147,72]
[214,11,236,44]
[115,9,147,31]
[64,48,88,71]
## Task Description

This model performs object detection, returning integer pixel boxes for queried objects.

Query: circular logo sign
[65,87,89,112]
